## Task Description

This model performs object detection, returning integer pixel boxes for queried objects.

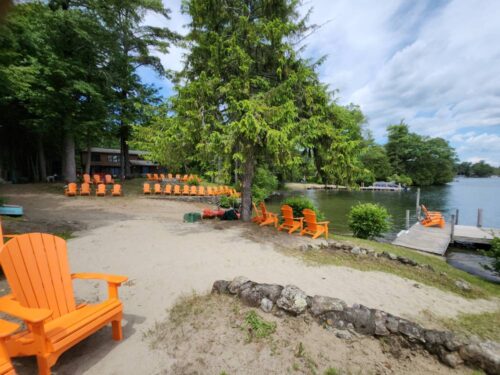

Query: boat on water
[0,204,24,216]
[361,181,409,192]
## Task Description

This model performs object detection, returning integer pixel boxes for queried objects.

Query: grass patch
[54,231,74,240]
[243,310,276,341]
[323,368,339,375]
[288,234,500,300]
[441,310,500,342]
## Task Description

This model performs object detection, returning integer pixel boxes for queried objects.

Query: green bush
[0,196,5,206]
[388,174,412,186]
[481,237,500,273]
[281,196,322,219]
[219,195,239,208]
[187,177,200,186]
[348,203,391,239]
[252,167,278,202]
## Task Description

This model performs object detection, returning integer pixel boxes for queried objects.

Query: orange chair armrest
[0,319,20,338]
[0,295,52,323]
[317,221,330,225]
[71,273,128,285]
[293,217,304,221]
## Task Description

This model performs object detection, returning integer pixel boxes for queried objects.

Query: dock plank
[453,226,499,245]
[392,223,451,255]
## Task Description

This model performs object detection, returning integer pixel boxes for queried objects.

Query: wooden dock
[392,223,499,255]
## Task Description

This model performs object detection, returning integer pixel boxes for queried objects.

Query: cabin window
[107,155,120,163]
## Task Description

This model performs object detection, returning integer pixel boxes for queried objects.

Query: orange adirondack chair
[258,202,278,227]
[300,209,330,239]
[198,186,206,196]
[64,183,77,197]
[206,187,213,196]
[0,233,127,375]
[0,319,19,375]
[167,173,173,180]
[111,184,122,197]
[173,185,181,195]
[420,205,445,228]
[175,174,181,180]
[79,183,90,196]
[104,174,114,184]
[278,205,303,234]
[189,186,197,196]
[154,183,162,195]
[96,184,106,196]
[159,174,165,181]
[182,185,190,195]
[164,184,172,195]
[82,174,91,185]
[153,174,159,182]
[182,175,188,182]
[146,173,153,181]
[143,183,151,195]
[93,174,101,185]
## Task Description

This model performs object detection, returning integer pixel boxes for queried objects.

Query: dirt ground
[146,293,472,375]
[0,183,498,374]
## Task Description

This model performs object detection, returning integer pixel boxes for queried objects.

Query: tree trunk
[85,146,91,174]
[241,152,255,222]
[62,131,76,182]
[37,135,47,181]
[119,127,130,180]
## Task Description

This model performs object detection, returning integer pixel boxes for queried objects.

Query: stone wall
[212,276,499,374]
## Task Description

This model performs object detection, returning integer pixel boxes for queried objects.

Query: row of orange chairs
[0,220,127,375]
[253,202,330,240]
[64,182,122,197]
[146,173,201,183]
[83,173,114,185]
[144,183,239,197]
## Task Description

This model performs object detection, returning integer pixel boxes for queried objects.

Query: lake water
[267,177,500,282]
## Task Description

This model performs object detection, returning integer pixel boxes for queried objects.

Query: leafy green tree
[470,160,495,177]
[456,161,472,176]
[360,145,392,181]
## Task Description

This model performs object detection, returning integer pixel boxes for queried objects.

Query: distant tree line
[456,161,500,178]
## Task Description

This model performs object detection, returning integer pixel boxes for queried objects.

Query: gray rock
[444,332,466,351]
[346,323,354,331]
[455,279,471,292]
[385,315,399,333]
[254,284,283,303]
[299,244,309,252]
[397,256,410,264]
[351,246,362,255]
[335,329,352,340]
[276,285,309,315]
[211,280,230,294]
[441,352,463,368]
[239,287,263,307]
[374,310,390,336]
[310,295,347,317]
[260,298,273,313]
[398,320,424,342]
[352,306,375,334]
[413,283,422,288]
[423,264,435,272]
[459,341,500,374]
[407,259,418,266]
[228,276,250,294]
[317,239,329,248]
[424,329,446,347]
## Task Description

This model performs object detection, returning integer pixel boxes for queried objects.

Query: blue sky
[141,0,500,166]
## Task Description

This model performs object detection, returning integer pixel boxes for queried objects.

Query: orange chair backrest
[207,187,213,195]
[93,174,101,183]
[190,186,197,195]
[167,173,172,179]
[0,233,76,320]
[81,183,90,194]
[174,185,180,194]
[198,186,205,195]
[175,174,180,180]
[165,184,172,194]
[112,184,121,194]
[421,205,431,218]
[281,205,295,226]
[182,175,188,181]
[83,174,91,184]
[146,173,152,180]
[160,174,165,180]
[302,209,318,231]
[183,185,189,194]
[153,174,159,181]
[143,183,150,192]
[259,202,269,219]
[67,183,77,193]
[154,183,161,193]
[105,174,113,184]
[97,184,106,194]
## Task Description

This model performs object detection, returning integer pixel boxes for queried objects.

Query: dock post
[416,188,421,219]
[477,208,483,228]
[405,210,410,230]
[455,209,459,224]
[450,214,455,242]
